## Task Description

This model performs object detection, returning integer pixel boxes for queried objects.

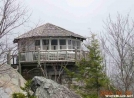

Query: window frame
[51,39,58,50]
[59,39,66,49]
[35,40,40,46]
[35,40,40,50]
[42,39,49,50]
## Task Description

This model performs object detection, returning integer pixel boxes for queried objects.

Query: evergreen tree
[68,34,110,98]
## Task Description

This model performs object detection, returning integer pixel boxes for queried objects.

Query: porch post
[66,39,68,50]
[58,39,59,50]
[49,39,51,50]
[40,39,43,50]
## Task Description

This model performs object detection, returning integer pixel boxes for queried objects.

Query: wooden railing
[18,49,88,62]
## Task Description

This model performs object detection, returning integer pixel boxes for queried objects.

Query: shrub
[12,93,25,98]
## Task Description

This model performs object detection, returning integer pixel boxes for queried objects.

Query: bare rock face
[31,76,81,98]
[0,65,26,98]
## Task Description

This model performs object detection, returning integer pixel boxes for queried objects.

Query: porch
[9,49,88,81]
[19,49,88,63]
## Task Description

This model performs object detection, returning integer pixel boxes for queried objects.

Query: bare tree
[0,0,30,64]
[101,13,134,93]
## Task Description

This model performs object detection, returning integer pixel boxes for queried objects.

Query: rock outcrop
[31,76,81,98]
[0,64,26,98]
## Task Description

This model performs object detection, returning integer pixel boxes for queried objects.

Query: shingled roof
[13,23,86,43]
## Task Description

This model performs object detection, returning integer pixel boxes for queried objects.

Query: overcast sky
[16,0,134,38]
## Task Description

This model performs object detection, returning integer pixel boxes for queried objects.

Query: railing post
[7,50,11,65]
[66,50,67,60]
[38,48,41,67]
[75,49,77,61]
[83,51,86,59]
[48,51,49,60]
[57,50,59,60]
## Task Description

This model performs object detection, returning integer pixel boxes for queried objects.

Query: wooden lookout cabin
[11,23,87,84]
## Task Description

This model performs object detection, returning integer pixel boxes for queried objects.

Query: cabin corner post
[7,50,11,65]
[18,52,21,74]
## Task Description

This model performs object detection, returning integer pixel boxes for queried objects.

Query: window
[43,40,49,50]
[68,40,72,49]
[51,39,58,50]
[77,41,80,49]
[35,40,40,46]
[35,40,40,50]
[72,40,76,49]
[51,39,57,45]
[68,40,71,45]
[21,41,26,46]
[43,40,49,45]
[60,39,66,45]
[60,39,66,49]
[27,41,33,51]
[53,46,56,50]
[20,41,26,51]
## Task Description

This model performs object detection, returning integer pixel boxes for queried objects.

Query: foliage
[12,80,36,98]
[12,93,25,98]
[66,34,112,98]
[21,80,32,97]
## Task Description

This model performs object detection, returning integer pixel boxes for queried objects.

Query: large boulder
[31,76,81,98]
[0,64,26,98]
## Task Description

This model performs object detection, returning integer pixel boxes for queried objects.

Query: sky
[13,0,134,38]
[6,0,134,75]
